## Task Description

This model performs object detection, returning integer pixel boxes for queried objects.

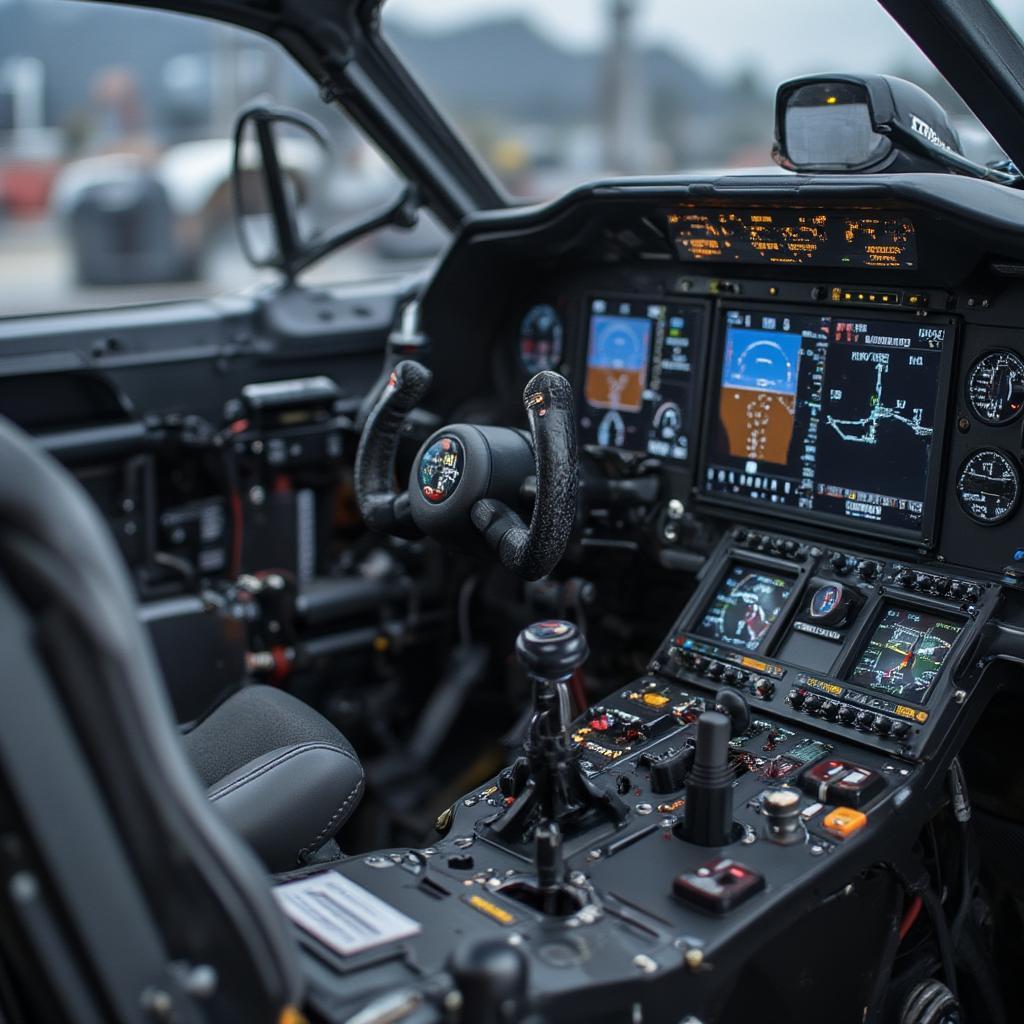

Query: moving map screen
[703,308,949,536]
[578,298,702,462]
[692,563,796,653]
[848,606,963,704]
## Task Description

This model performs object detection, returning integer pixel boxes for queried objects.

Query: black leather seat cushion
[183,686,364,872]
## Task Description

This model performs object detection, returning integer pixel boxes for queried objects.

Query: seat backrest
[0,415,303,1023]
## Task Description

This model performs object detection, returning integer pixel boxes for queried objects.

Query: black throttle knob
[449,939,528,1024]
[677,711,735,847]
[515,620,588,680]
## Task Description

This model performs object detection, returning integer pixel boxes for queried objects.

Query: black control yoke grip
[355,359,433,538]
[471,371,578,581]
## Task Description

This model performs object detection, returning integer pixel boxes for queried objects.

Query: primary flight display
[703,307,949,537]
[578,297,703,462]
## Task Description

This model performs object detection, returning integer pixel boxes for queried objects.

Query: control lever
[714,686,751,736]
[535,820,565,915]
[489,621,628,842]
[676,710,736,847]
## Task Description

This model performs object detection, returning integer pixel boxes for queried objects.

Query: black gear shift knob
[515,620,588,680]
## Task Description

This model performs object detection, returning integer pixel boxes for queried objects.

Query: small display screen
[692,563,796,653]
[666,209,917,269]
[703,307,948,536]
[848,606,963,705]
[578,297,701,462]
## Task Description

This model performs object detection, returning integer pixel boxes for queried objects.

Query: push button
[800,759,885,808]
[672,858,765,914]
[822,807,868,839]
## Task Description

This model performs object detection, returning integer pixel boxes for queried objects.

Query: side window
[0,0,443,318]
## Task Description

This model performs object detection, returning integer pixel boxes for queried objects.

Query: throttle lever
[354,359,432,538]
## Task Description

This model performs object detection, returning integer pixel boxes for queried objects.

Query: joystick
[490,621,628,842]
[676,710,736,847]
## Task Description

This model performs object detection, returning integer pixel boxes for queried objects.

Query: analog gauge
[956,448,1021,525]
[966,350,1024,425]
[518,304,564,373]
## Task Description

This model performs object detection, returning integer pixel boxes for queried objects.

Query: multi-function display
[578,297,702,462]
[692,563,796,653]
[666,209,917,269]
[848,605,963,705]
[703,308,949,536]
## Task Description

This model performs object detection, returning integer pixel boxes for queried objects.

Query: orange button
[822,807,867,839]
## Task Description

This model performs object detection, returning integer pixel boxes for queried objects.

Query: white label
[275,873,421,956]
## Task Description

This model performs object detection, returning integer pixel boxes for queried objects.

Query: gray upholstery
[184,686,365,871]
[0,414,304,1015]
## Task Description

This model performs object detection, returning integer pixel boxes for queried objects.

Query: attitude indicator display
[703,307,949,538]
[692,563,796,654]
[666,208,917,269]
[848,606,963,704]
[578,297,703,462]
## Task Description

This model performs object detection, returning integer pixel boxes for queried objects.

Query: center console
[275,531,1000,1023]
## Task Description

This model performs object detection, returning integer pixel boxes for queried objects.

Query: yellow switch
[642,692,671,707]
[822,807,867,839]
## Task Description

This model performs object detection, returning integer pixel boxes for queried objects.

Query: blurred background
[0,0,1021,317]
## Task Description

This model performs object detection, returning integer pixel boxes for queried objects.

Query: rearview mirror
[232,102,421,281]
[773,73,973,176]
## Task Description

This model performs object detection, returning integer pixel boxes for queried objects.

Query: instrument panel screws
[954,689,967,704]
[683,948,705,971]
[587,849,602,861]
[635,803,653,815]
[453,836,475,848]
[141,988,174,1021]
[632,954,658,974]
[182,965,218,1000]
[569,871,587,885]
[443,990,463,1013]
[248,485,265,506]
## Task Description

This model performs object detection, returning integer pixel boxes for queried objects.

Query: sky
[385,0,1024,88]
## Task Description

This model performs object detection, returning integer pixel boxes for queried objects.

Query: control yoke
[354,360,579,581]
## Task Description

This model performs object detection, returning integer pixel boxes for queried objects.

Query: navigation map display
[578,297,702,462]
[848,606,963,705]
[703,307,949,536]
[692,563,796,653]
[666,209,917,270]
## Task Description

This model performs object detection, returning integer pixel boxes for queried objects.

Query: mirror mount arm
[232,102,334,281]
[290,183,422,277]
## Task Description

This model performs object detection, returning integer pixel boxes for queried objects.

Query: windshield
[384,0,1011,201]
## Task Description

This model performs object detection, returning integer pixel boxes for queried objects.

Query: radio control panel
[650,528,998,760]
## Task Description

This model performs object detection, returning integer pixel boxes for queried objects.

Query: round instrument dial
[956,448,1021,525]
[517,304,564,374]
[966,350,1024,425]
